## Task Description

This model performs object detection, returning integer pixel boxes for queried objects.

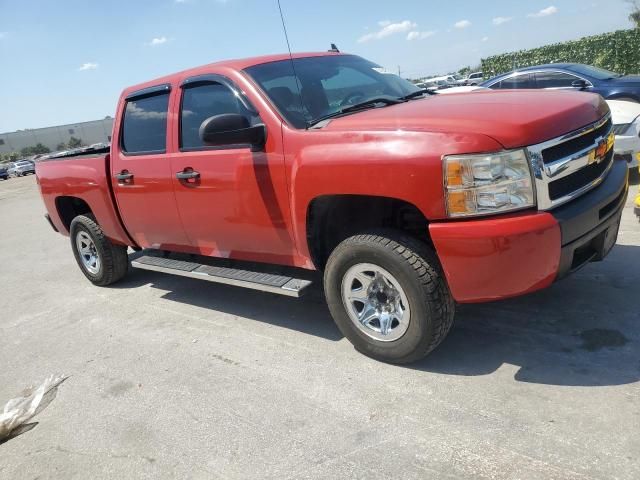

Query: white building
[0,118,114,154]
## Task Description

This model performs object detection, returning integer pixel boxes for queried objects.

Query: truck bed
[40,145,110,162]
[35,147,133,246]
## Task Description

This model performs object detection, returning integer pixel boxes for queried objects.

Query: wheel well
[306,195,431,269]
[55,196,93,231]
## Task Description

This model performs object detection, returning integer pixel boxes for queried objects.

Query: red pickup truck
[36,52,628,363]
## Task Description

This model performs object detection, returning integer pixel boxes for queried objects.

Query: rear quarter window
[121,92,170,154]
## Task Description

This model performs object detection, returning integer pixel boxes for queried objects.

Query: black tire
[324,230,455,364]
[70,214,129,286]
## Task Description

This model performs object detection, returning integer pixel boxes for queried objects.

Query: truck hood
[322,90,609,149]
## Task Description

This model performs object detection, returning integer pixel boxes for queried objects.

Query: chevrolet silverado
[36,52,628,363]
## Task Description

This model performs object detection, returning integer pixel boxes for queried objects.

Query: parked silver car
[8,160,36,177]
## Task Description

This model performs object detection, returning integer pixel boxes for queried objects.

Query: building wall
[0,118,114,154]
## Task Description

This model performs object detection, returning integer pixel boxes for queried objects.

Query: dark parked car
[481,63,640,102]
[0,164,8,180]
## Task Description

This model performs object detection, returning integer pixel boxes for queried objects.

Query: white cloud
[528,6,558,18]
[482,36,489,42]
[407,30,436,40]
[78,62,98,71]
[147,36,168,46]
[492,16,513,26]
[358,20,417,43]
[454,20,472,29]
[127,103,167,120]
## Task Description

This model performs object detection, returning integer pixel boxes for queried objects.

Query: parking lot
[1,174,639,479]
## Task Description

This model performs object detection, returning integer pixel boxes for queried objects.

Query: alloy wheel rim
[76,231,101,275]
[341,263,411,342]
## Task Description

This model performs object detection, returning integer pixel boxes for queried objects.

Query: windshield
[245,55,420,128]
[565,64,621,80]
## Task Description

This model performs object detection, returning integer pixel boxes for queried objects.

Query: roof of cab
[121,51,344,98]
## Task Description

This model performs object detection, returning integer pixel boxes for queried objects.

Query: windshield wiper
[308,97,404,127]
[399,88,436,100]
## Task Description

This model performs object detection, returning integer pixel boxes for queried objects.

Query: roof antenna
[329,43,340,53]
[276,0,309,127]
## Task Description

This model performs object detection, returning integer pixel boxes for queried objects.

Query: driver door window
[180,82,259,150]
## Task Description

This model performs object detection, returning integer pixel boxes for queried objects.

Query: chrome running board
[131,255,313,298]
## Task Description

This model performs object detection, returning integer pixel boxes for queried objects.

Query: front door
[111,85,191,250]
[168,75,296,264]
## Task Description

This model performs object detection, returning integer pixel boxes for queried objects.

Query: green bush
[20,143,50,157]
[481,28,640,79]
[68,136,83,148]
[0,152,20,164]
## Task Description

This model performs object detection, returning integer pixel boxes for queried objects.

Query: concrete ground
[0,173,638,480]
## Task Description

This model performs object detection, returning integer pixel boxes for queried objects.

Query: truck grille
[541,118,611,164]
[526,114,614,210]
[548,149,613,201]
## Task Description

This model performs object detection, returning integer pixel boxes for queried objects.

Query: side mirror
[199,113,266,150]
[571,79,588,90]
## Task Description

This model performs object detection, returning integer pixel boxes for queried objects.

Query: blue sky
[0,0,634,132]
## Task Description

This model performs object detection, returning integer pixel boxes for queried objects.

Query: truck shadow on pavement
[114,243,639,387]
[411,243,640,387]
[113,268,343,341]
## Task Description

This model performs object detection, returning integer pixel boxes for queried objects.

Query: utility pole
[397,65,401,77]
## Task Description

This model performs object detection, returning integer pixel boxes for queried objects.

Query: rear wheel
[70,214,129,286]
[324,231,455,364]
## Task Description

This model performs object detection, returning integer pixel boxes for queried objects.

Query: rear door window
[121,92,170,154]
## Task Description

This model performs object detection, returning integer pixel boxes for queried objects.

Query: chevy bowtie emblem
[588,133,614,165]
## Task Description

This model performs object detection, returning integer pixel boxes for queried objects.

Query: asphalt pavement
[1,174,639,479]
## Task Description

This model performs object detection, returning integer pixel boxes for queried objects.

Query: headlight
[444,149,535,217]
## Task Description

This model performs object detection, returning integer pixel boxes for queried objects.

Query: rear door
[168,74,295,263]
[111,85,191,249]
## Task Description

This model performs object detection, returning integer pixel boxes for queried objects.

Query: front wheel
[70,214,129,286]
[324,231,455,364]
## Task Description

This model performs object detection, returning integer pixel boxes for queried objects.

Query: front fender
[284,128,504,262]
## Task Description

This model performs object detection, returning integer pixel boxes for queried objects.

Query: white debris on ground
[0,374,68,442]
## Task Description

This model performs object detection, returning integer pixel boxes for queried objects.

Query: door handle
[116,171,134,184]
[176,169,200,181]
